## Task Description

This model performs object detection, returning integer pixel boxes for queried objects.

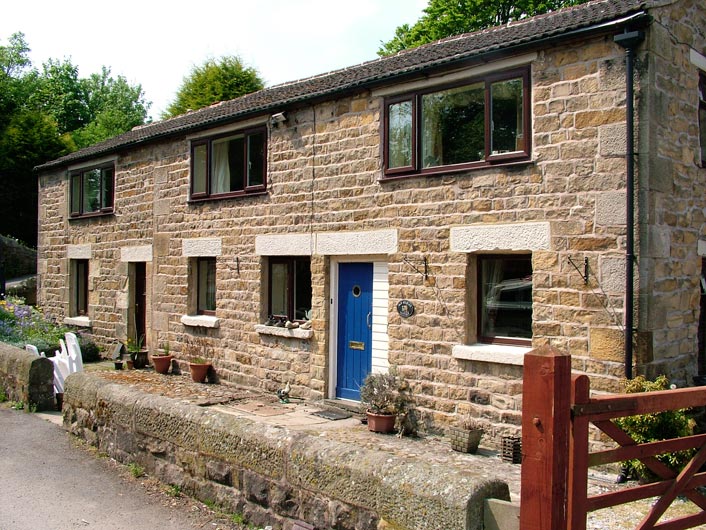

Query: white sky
[2,0,427,119]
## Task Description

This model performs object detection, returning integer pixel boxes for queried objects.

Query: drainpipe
[614,29,644,380]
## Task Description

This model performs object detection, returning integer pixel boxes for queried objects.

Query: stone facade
[36,0,706,442]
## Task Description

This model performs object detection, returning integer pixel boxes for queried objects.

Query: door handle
[367,312,372,329]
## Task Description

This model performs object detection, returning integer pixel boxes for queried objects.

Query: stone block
[589,327,625,362]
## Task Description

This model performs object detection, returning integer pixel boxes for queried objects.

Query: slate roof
[36,0,647,171]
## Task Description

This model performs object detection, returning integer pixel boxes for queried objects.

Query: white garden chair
[25,344,43,356]
[64,332,84,374]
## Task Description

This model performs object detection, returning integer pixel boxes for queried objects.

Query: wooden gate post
[519,346,572,530]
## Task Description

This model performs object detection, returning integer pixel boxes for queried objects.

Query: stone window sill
[254,324,313,340]
[452,343,530,366]
[181,314,221,328]
[64,316,92,328]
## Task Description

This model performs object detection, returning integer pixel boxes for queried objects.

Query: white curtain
[212,140,230,194]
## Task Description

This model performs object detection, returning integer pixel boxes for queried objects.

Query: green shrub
[615,375,695,482]
[77,335,101,363]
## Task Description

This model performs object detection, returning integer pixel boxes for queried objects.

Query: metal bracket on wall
[568,256,589,284]
[403,255,428,280]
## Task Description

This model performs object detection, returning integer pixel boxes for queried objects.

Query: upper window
[69,164,114,217]
[268,257,312,322]
[197,257,216,315]
[191,128,266,200]
[384,68,530,177]
[478,255,532,345]
[699,72,706,167]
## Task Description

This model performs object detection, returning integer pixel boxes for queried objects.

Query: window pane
[70,174,81,214]
[491,78,523,154]
[247,132,265,187]
[388,100,413,169]
[211,137,232,194]
[192,144,207,194]
[198,258,216,312]
[270,262,288,316]
[480,257,532,341]
[421,83,484,168]
[82,169,101,213]
[75,260,88,316]
[294,259,312,320]
[101,168,114,209]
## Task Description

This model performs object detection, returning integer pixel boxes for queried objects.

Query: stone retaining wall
[0,342,54,410]
[63,372,510,530]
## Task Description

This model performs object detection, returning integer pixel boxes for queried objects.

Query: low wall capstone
[63,372,510,530]
[0,342,54,410]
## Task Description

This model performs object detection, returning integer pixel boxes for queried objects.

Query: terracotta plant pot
[152,355,173,374]
[366,411,396,433]
[189,362,211,383]
[126,359,134,370]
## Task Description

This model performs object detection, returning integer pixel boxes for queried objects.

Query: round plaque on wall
[397,300,415,318]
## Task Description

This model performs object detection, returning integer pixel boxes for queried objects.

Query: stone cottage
[35,0,706,441]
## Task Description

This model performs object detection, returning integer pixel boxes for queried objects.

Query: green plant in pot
[151,342,173,374]
[359,369,406,433]
[185,337,212,383]
[126,335,148,369]
[448,415,484,453]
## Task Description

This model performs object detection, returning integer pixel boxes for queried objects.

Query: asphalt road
[0,406,243,530]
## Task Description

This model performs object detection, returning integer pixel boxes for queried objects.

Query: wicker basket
[448,426,483,453]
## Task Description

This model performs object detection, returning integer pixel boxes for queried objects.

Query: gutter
[614,28,645,380]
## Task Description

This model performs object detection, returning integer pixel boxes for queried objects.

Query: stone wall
[0,342,54,411]
[63,372,510,530]
[36,0,706,442]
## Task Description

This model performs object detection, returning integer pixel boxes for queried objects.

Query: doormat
[310,409,352,421]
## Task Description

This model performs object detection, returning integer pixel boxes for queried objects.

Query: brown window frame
[189,127,267,201]
[383,67,531,178]
[69,163,115,218]
[196,257,216,316]
[267,257,312,322]
[477,254,532,346]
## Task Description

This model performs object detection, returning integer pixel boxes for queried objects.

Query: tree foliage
[163,56,264,119]
[378,0,588,56]
[0,32,151,247]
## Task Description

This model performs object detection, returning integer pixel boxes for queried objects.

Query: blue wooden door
[336,263,373,400]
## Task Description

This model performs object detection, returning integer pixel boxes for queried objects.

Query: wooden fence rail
[519,346,706,530]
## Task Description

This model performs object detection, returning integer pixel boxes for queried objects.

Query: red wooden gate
[519,346,706,529]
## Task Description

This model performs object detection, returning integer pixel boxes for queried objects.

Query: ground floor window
[478,254,532,345]
[196,257,216,315]
[71,259,89,316]
[268,257,311,321]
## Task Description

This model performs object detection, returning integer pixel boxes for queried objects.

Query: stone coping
[63,372,510,529]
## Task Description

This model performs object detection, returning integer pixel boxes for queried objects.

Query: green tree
[0,110,72,245]
[0,32,150,247]
[378,0,587,56]
[163,56,264,119]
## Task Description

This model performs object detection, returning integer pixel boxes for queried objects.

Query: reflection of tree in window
[479,256,532,343]
[491,78,523,154]
[83,169,101,212]
[388,100,412,168]
[421,83,484,168]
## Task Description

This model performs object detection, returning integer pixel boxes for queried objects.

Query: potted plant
[448,416,484,454]
[151,342,173,374]
[359,370,403,433]
[189,357,211,383]
[126,335,148,369]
